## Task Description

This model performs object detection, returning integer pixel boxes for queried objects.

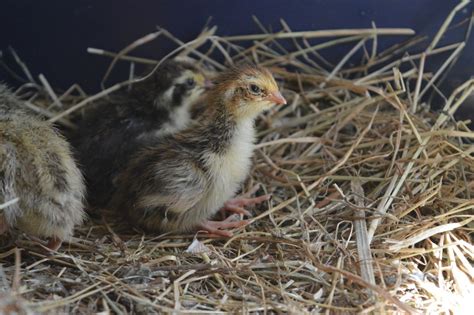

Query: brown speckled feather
[0,85,85,246]
[110,65,284,234]
[71,59,208,208]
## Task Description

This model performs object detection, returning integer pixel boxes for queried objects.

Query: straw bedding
[0,7,473,314]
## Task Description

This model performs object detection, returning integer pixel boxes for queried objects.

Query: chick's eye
[186,78,196,88]
[250,84,261,94]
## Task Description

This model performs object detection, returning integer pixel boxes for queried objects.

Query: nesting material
[0,8,473,314]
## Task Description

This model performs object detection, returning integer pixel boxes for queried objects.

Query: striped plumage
[0,84,85,250]
[110,65,286,235]
[71,59,208,208]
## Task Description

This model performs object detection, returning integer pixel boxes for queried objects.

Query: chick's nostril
[268,91,287,105]
[204,79,214,89]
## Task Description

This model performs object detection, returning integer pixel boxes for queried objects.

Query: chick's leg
[198,216,250,237]
[220,194,271,217]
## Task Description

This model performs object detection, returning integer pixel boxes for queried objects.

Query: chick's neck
[192,94,255,154]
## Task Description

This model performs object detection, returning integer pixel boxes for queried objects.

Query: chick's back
[0,85,85,241]
[71,96,169,207]
[71,60,206,208]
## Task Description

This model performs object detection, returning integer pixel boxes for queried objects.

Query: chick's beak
[267,91,287,105]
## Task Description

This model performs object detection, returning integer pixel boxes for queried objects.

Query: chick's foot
[220,194,271,217]
[198,216,250,237]
[46,236,62,252]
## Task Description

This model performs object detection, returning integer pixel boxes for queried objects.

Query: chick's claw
[198,217,250,237]
[220,194,271,217]
[227,194,272,207]
[46,236,62,252]
[220,205,252,217]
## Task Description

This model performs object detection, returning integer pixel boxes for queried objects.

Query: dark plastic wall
[1,0,472,97]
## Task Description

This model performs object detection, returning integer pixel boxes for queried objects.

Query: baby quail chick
[111,65,286,236]
[0,85,85,250]
[72,59,209,208]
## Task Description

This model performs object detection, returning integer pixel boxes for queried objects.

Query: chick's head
[213,65,286,119]
[132,59,209,113]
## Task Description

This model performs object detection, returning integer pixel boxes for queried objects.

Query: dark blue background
[0,0,472,96]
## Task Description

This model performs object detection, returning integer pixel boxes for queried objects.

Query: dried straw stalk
[0,4,472,313]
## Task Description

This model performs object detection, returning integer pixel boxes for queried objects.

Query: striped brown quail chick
[0,84,85,251]
[71,59,209,208]
[110,65,286,236]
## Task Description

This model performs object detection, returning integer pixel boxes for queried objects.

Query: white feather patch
[185,238,210,254]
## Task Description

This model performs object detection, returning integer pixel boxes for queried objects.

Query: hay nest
[1,7,473,314]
